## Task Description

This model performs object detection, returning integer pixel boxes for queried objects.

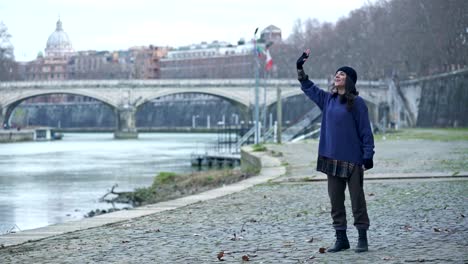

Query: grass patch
[154,172,177,184]
[252,143,267,152]
[114,169,254,206]
[375,128,468,141]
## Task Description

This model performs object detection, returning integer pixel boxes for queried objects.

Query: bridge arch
[2,91,117,127]
[135,90,252,127]
[3,90,117,109]
[266,87,378,108]
[135,88,251,109]
[264,87,379,126]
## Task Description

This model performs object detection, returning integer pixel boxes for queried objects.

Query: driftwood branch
[99,184,135,204]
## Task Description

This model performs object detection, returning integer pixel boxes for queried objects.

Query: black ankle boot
[327,230,350,252]
[355,229,368,253]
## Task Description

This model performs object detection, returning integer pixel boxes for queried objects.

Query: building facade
[160,25,282,79]
[23,20,167,81]
[22,22,281,80]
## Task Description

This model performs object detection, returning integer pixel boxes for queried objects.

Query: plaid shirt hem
[317,155,360,178]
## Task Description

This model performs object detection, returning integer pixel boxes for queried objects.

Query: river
[0,133,218,233]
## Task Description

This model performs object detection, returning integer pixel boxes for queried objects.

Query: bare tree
[0,22,17,81]
[276,0,467,80]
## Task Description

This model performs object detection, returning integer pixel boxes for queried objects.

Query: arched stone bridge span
[0,79,388,138]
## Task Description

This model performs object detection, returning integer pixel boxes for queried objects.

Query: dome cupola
[45,19,74,58]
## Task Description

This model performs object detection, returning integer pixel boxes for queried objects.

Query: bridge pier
[114,107,138,139]
[0,106,5,128]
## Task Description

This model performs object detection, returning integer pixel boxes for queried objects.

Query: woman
[296,49,374,253]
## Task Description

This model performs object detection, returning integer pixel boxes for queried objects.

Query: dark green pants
[327,167,370,230]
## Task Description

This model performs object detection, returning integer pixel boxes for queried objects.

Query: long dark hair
[331,75,359,111]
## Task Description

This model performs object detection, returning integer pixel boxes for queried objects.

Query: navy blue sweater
[300,79,374,165]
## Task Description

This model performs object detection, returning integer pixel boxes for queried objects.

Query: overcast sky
[1,0,375,61]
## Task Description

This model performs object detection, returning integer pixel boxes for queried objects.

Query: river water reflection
[0,133,217,232]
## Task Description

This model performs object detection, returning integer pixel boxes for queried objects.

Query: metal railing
[282,107,321,142]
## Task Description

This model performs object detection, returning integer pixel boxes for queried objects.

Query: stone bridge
[0,79,390,138]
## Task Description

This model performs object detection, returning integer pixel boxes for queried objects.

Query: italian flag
[265,49,273,71]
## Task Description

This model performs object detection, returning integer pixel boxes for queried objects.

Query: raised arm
[296,49,328,110]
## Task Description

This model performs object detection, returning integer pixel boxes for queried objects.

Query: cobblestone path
[1,179,466,263]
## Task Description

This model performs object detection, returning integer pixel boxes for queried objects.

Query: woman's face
[334,71,346,88]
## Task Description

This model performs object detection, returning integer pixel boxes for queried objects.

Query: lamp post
[232,113,239,125]
[192,115,199,128]
[253,28,260,144]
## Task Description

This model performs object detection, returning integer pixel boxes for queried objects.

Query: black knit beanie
[336,66,357,84]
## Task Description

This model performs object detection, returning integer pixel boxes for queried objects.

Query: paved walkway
[268,139,468,182]
[0,139,467,263]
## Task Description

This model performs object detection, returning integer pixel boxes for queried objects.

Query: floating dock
[190,152,241,168]
[0,127,63,143]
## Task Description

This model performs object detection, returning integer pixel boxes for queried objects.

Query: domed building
[45,19,74,58]
[25,19,73,81]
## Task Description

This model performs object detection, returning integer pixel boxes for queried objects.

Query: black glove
[363,159,373,170]
[297,49,310,82]
[296,51,309,70]
[297,69,309,82]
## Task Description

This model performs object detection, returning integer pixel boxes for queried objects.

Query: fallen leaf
[242,255,250,261]
[144,228,160,233]
[403,224,412,231]
[319,247,326,253]
[283,241,294,247]
[217,251,224,261]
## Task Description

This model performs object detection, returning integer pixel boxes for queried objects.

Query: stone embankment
[0,130,34,143]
